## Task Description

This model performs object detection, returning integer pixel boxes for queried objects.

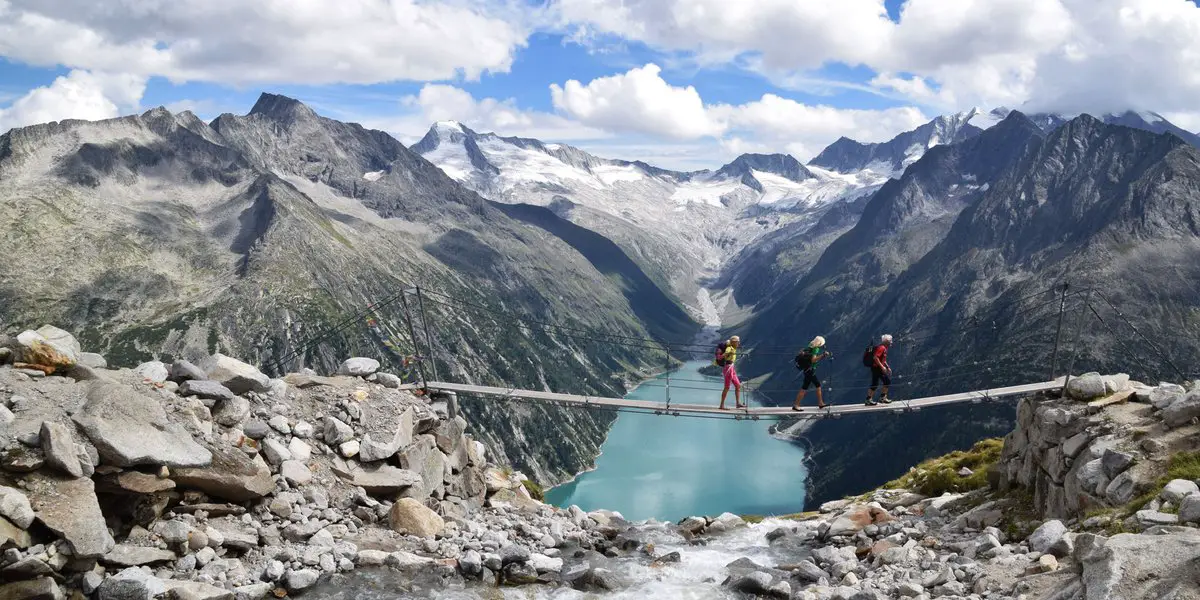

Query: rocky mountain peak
[247,92,319,123]
[714,153,813,192]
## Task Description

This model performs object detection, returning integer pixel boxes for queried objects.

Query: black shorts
[801,369,821,389]
[871,367,891,387]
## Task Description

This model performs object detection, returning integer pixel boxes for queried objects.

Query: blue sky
[2,0,1200,170]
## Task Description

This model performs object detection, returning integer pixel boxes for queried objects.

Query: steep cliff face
[0,95,698,485]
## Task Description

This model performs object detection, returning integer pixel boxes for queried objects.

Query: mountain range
[4,95,1199,505]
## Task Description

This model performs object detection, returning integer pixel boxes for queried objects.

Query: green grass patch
[521,479,545,502]
[883,438,1004,497]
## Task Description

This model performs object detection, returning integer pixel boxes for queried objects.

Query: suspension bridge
[272,280,1189,422]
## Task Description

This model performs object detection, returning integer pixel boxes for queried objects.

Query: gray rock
[1103,374,1131,394]
[292,421,314,438]
[398,435,446,499]
[1162,479,1200,503]
[133,361,169,383]
[287,438,312,462]
[39,421,83,478]
[1067,374,1107,401]
[1028,520,1069,554]
[1101,449,1136,479]
[182,380,237,404]
[1179,493,1200,523]
[1049,534,1075,558]
[337,358,380,377]
[1162,391,1200,428]
[0,578,65,600]
[897,582,925,597]
[323,417,354,445]
[260,439,291,465]
[376,373,402,388]
[268,415,290,434]
[242,420,270,440]
[0,487,33,529]
[206,517,259,551]
[171,443,275,502]
[199,354,271,395]
[1150,384,1186,409]
[1062,431,1095,458]
[158,520,191,545]
[233,583,273,600]
[98,566,168,600]
[169,361,207,382]
[24,472,114,558]
[102,545,178,566]
[729,571,772,595]
[1080,529,1200,599]
[500,544,530,565]
[791,560,828,583]
[73,382,212,468]
[285,569,320,591]
[1135,510,1179,527]
[1105,472,1139,505]
[459,549,483,576]
[82,572,104,594]
[80,352,108,369]
[281,461,312,486]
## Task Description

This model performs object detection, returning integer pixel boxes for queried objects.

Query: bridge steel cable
[1091,291,1188,381]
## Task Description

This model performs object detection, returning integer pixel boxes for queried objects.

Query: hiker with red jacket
[715,336,744,410]
[864,334,894,406]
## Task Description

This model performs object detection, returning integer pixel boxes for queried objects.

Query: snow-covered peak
[433,120,465,133]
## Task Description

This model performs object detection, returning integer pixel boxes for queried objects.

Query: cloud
[0,69,146,133]
[549,64,930,159]
[0,0,528,85]
[550,64,722,139]
[360,84,609,143]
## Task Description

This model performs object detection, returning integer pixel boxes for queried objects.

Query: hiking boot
[879,397,893,404]
[865,399,878,406]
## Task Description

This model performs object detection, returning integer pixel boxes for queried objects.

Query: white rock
[356,550,389,566]
[339,441,360,458]
[338,358,380,377]
[1162,479,1200,503]
[292,421,314,438]
[288,438,312,462]
[134,361,170,383]
[199,353,271,395]
[529,553,563,573]
[0,486,35,528]
[286,568,320,590]
[1028,520,1068,554]
[281,461,312,486]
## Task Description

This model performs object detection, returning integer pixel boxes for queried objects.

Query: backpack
[714,342,730,367]
[794,348,814,370]
[862,345,877,368]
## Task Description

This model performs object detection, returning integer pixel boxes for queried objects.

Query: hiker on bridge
[791,336,831,411]
[864,334,894,406]
[716,336,744,410]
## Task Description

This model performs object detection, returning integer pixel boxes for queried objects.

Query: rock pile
[0,326,628,599]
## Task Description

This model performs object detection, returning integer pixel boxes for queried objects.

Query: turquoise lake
[545,360,809,522]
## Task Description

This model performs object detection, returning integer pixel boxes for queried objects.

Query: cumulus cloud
[550,64,930,159]
[0,69,145,133]
[550,64,722,139]
[362,84,609,143]
[0,0,527,85]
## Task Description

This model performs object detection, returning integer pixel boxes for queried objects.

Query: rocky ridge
[0,326,639,599]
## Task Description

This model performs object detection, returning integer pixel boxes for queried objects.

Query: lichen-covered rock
[12,325,81,372]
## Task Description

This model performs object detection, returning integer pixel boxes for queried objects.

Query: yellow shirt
[723,344,737,365]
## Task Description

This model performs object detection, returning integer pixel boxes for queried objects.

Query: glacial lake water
[545,360,809,522]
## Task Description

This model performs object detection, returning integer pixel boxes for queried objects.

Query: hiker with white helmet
[715,335,744,410]
[863,334,894,406]
[791,335,831,411]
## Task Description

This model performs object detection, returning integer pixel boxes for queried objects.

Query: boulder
[287,438,312,462]
[133,361,169,383]
[0,486,35,528]
[323,417,354,446]
[0,515,31,548]
[181,380,237,404]
[1179,494,1200,523]
[729,571,773,595]
[337,358,380,377]
[0,578,64,600]
[24,473,114,558]
[1028,519,1068,553]
[388,498,445,538]
[1101,449,1136,479]
[1162,479,1200,503]
[1103,374,1131,394]
[206,517,258,551]
[40,421,83,477]
[1162,391,1200,428]
[825,505,892,538]
[80,352,109,369]
[359,407,414,462]
[1105,472,1139,505]
[707,512,746,533]
[1080,530,1200,599]
[1067,374,1108,401]
[398,435,445,499]
[376,373,402,388]
[168,361,207,382]
[332,462,421,495]
[280,461,312,486]
[73,382,212,468]
[1150,384,1186,409]
[102,545,178,567]
[98,567,169,600]
[198,354,270,395]
[160,580,234,600]
[13,325,81,372]
[260,439,291,465]
[1135,510,1179,527]
[171,443,274,502]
